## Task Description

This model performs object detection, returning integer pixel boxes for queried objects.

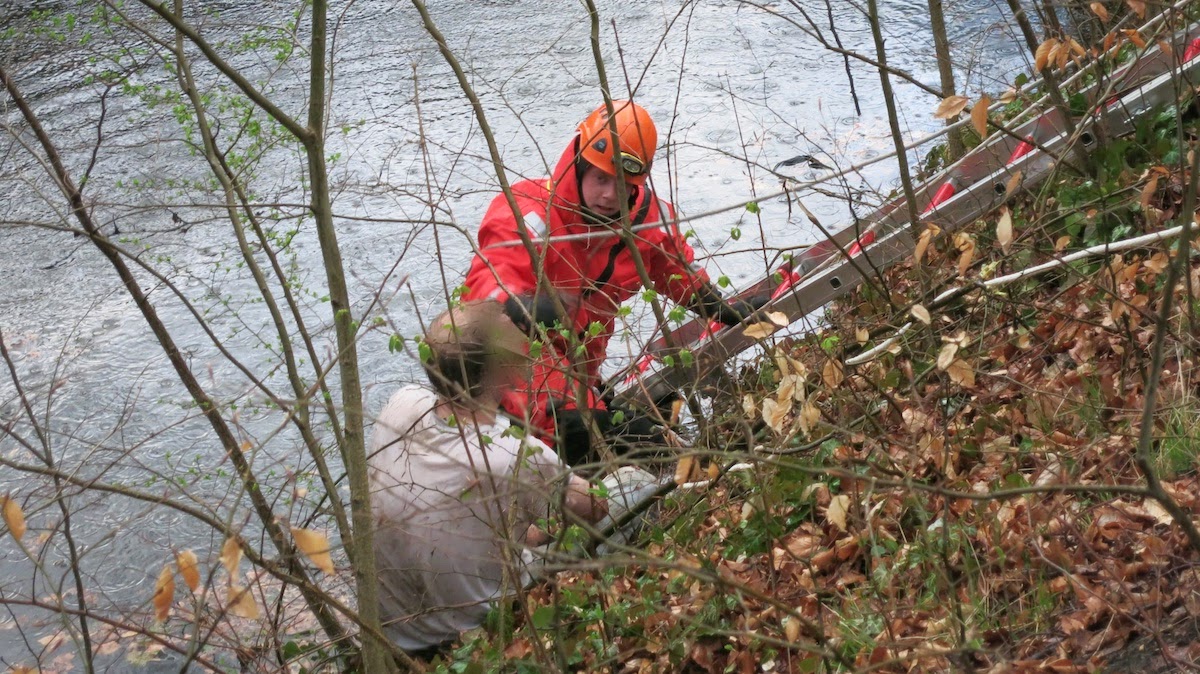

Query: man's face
[579,163,625,219]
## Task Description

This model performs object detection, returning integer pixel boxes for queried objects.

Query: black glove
[550,405,667,468]
[504,293,565,335]
[689,284,771,327]
[550,406,613,467]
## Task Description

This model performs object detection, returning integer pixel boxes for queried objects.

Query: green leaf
[611,409,626,425]
[679,349,694,367]
[529,340,543,360]
[588,321,604,336]
[745,201,760,214]
[730,226,742,241]
[388,334,404,353]
[641,289,658,303]
[531,605,557,630]
[418,341,433,363]
[717,275,731,288]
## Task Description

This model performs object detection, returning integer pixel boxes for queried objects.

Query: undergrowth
[420,70,1200,674]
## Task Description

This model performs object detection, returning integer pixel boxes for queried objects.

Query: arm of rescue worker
[463,194,542,305]
[639,206,771,326]
[642,203,713,308]
[687,283,773,326]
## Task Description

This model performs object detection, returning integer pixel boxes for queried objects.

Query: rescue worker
[461,100,767,465]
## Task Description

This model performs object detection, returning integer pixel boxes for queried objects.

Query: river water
[0,0,1026,668]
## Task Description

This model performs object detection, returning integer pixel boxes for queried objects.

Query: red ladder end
[1006,136,1036,164]
[922,181,958,214]
[1184,37,1200,62]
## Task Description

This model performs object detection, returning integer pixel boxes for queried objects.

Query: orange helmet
[577,100,657,186]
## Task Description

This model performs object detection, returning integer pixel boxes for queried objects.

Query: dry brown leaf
[291,528,335,575]
[3,495,26,543]
[742,312,787,340]
[933,95,970,120]
[1004,170,1023,197]
[956,233,976,276]
[1035,38,1059,71]
[152,563,174,622]
[743,321,778,340]
[1055,235,1073,252]
[910,304,932,325]
[784,617,802,642]
[675,454,700,485]
[855,327,869,345]
[1124,29,1146,49]
[706,462,720,481]
[1090,1,1108,22]
[999,87,1018,104]
[947,359,976,387]
[220,538,241,579]
[38,631,68,651]
[1158,39,1173,57]
[996,207,1013,255]
[1142,498,1173,526]
[176,550,200,592]
[937,342,960,371]
[914,226,934,264]
[1103,31,1117,52]
[822,359,844,388]
[826,494,850,532]
[1056,40,1071,69]
[1140,174,1159,210]
[761,398,790,434]
[227,585,260,620]
[798,401,821,436]
[741,394,756,418]
[970,95,991,138]
[1126,0,1145,18]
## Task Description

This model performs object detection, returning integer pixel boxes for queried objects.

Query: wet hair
[421,301,526,402]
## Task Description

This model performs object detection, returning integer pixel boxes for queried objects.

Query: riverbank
[432,55,1200,674]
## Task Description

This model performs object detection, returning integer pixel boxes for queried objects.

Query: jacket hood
[545,135,644,233]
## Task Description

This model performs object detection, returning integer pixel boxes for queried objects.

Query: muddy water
[0,0,1024,666]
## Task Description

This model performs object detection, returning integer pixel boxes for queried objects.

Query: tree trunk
[928,0,965,161]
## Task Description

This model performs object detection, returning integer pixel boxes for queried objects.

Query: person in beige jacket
[368,300,607,657]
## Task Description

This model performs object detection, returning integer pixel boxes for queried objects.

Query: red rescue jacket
[463,137,708,437]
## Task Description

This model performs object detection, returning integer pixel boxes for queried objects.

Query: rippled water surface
[0,0,1027,666]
